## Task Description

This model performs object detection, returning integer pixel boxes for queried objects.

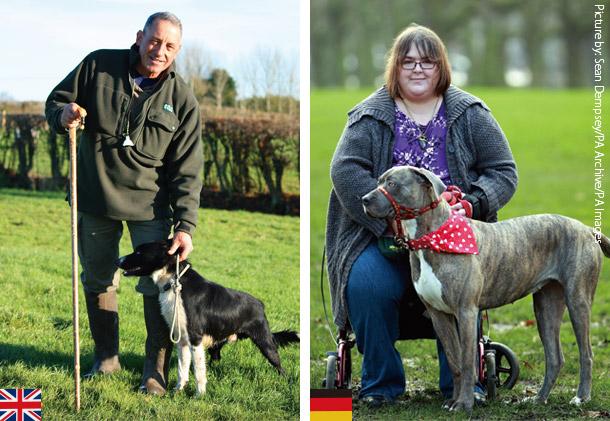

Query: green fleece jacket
[46,44,203,236]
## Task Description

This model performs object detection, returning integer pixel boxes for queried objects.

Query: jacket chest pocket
[87,85,128,138]
[136,107,180,160]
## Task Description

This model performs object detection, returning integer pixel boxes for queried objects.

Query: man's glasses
[401,59,436,70]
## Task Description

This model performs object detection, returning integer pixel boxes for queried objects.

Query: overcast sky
[0,0,300,101]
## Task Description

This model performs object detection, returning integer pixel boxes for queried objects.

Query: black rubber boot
[83,290,121,378]
[140,295,173,396]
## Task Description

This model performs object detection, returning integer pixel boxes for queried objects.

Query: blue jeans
[346,240,480,401]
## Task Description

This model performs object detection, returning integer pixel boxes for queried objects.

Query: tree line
[311,0,607,88]
[178,45,299,115]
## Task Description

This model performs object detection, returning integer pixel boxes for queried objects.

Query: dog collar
[407,210,479,254]
[161,263,191,292]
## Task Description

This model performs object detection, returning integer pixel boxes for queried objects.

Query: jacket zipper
[119,98,128,140]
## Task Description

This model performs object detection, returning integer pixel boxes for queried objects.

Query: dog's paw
[449,400,473,413]
[522,396,547,405]
[570,395,590,406]
[441,398,455,410]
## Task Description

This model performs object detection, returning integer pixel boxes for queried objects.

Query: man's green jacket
[46,44,203,236]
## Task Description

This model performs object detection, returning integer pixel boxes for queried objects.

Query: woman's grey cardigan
[325,85,518,329]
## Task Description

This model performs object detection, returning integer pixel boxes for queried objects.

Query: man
[45,12,203,396]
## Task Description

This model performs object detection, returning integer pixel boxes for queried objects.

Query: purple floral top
[392,100,452,186]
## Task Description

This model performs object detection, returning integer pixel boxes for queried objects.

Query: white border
[299,0,311,419]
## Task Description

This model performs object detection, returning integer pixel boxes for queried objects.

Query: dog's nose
[362,195,370,206]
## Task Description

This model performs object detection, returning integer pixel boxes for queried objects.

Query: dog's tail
[273,330,300,347]
[598,232,610,258]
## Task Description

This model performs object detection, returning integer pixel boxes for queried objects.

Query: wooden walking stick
[69,107,86,411]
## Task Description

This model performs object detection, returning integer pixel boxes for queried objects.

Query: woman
[325,24,518,406]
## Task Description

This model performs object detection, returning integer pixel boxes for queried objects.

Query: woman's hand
[451,199,472,218]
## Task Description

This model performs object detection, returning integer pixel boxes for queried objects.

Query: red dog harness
[377,186,440,247]
[378,185,478,254]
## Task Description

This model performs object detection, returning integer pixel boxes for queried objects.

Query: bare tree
[177,43,212,103]
[238,52,262,112]
[286,50,300,116]
[275,54,286,114]
[255,47,282,112]
[0,91,15,102]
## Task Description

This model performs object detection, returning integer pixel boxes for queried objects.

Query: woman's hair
[384,23,451,98]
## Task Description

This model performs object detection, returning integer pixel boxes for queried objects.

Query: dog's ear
[412,167,447,199]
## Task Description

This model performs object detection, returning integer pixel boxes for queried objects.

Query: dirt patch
[200,188,300,216]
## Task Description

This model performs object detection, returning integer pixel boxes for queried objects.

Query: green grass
[0,189,300,420]
[310,87,610,419]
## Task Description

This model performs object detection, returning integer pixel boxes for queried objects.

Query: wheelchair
[322,281,520,400]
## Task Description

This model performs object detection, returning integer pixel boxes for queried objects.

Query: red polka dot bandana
[407,211,479,254]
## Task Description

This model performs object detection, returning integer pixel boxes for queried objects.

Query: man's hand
[61,103,86,129]
[168,231,193,262]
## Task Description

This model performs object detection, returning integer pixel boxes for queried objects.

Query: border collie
[116,240,299,397]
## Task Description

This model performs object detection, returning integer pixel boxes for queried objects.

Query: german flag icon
[310,389,352,420]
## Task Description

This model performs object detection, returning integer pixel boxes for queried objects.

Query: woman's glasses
[401,59,436,70]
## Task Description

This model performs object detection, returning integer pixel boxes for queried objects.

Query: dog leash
[169,257,190,344]
[320,246,338,347]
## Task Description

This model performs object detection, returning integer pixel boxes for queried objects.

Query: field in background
[310,87,610,419]
[0,190,300,420]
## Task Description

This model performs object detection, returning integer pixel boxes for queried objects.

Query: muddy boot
[83,290,121,378]
[140,295,173,396]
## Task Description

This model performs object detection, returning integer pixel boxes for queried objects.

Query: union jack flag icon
[0,389,41,421]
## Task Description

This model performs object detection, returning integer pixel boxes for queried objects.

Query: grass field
[310,87,610,419]
[0,190,300,420]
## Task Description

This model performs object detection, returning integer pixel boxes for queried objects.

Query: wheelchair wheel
[484,351,497,400]
[341,343,353,389]
[325,354,338,389]
[490,342,519,390]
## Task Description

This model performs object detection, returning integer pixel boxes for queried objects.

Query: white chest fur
[414,251,454,314]
[402,219,453,315]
